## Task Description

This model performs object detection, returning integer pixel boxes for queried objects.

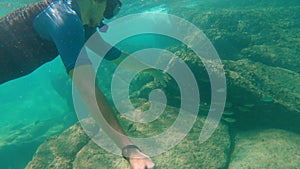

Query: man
[0,0,155,168]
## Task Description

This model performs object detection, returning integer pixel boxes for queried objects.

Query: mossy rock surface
[26,104,231,169]
[26,123,90,169]
[229,129,300,169]
[224,59,300,112]
[0,116,72,169]
[171,6,300,72]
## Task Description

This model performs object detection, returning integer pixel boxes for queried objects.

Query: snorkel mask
[98,0,122,32]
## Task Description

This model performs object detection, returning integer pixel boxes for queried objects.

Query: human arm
[69,65,131,147]
[69,65,155,169]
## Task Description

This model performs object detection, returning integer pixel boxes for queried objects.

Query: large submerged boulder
[229,129,300,168]
[171,6,300,73]
[224,59,300,111]
[26,104,231,169]
[0,116,71,169]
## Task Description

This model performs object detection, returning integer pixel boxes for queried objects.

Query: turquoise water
[1,0,300,169]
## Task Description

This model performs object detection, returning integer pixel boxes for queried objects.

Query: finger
[146,162,156,169]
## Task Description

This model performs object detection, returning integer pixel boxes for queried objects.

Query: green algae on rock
[224,59,300,112]
[26,104,231,169]
[170,6,300,73]
[0,116,72,169]
[26,123,90,169]
[229,129,300,169]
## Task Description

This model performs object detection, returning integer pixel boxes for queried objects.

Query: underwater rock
[26,104,231,169]
[0,116,71,169]
[161,48,300,131]
[26,123,90,169]
[224,59,300,112]
[171,6,300,73]
[167,4,300,114]
[229,129,300,168]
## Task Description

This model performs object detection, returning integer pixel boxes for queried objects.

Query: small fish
[222,117,236,123]
[223,111,234,116]
[261,97,273,102]
[243,104,255,108]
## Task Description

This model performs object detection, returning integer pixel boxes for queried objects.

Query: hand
[128,149,155,169]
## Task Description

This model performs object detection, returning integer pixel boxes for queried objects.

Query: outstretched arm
[69,65,131,147]
[69,65,155,169]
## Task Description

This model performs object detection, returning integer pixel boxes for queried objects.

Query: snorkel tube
[98,19,109,32]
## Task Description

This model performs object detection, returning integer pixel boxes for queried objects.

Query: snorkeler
[0,0,155,168]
